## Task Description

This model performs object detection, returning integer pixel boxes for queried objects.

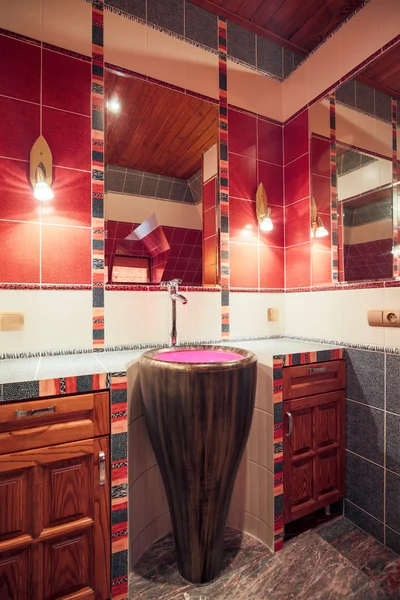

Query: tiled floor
[129,518,400,599]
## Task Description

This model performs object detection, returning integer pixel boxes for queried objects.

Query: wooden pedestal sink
[139,345,257,584]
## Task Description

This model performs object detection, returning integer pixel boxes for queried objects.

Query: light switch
[0,312,24,331]
[267,308,279,322]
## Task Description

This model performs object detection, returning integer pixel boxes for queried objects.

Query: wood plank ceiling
[188,0,366,53]
[105,71,219,179]
[358,42,400,100]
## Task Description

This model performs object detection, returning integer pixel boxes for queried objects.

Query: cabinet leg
[325,505,331,516]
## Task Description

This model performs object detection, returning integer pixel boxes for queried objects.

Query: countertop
[0,338,342,386]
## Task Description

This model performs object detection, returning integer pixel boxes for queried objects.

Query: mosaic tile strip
[92,0,105,350]
[330,93,339,283]
[272,356,284,552]
[0,284,93,291]
[392,98,399,278]
[218,17,229,340]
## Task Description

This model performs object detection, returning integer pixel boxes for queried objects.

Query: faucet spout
[170,293,188,305]
[163,279,188,346]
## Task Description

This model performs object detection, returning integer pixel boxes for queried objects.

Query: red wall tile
[42,107,91,171]
[285,198,311,247]
[0,158,39,222]
[203,177,217,211]
[258,161,283,207]
[311,136,330,177]
[229,153,257,200]
[203,206,216,240]
[312,250,332,285]
[41,167,92,227]
[258,120,283,165]
[0,35,41,103]
[312,174,331,215]
[284,110,309,165]
[0,221,40,283]
[41,225,92,284]
[284,153,310,206]
[228,109,257,158]
[285,242,311,288]
[230,243,258,288]
[42,50,91,115]
[0,97,40,161]
[260,246,284,288]
[229,198,258,245]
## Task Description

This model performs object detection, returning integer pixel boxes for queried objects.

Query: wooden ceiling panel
[358,42,400,99]
[105,71,218,179]
[188,0,366,53]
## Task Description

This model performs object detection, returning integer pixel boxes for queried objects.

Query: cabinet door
[0,436,110,600]
[283,391,345,524]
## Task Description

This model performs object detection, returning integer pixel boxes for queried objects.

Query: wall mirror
[104,70,219,286]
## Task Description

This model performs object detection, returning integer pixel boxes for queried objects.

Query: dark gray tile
[386,470,400,534]
[156,178,173,200]
[106,0,146,20]
[346,400,384,465]
[108,163,127,172]
[257,36,282,78]
[346,349,384,409]
[345,451,384,521]
[374,89,392,123]
[318,517,356,543]
[386,354,400,415]
[283,48,294,78]
[185,0,217,50]
[227,20,256,66]
[123,172,142,195]
[106,169,125,193]
[386,412,400,475]
[170,181,188,201]
[111,431,127,461]
[140,175,159,198]
[3,381,40,401]
[386,527,400,555]
[336,80,356,107]
[147,0,184,35]
[184,186,195,204]
[356,80,375,115]
[344,500,384,543]
[293,53,303,70]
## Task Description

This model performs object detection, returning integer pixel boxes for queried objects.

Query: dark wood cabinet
[283,361,345,524]
[0,392,110,600]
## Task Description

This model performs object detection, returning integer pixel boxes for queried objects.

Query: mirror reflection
[104,70,219,286]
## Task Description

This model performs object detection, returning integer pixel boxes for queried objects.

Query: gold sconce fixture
[30,135,54,201]
[256,182,273,231]
[311,196,328,238]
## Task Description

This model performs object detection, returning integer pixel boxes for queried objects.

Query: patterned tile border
[392,98,399,278]
[330,93,339,283]
[0,28,91,61]
[92,0,105,350]
[218,17,230,340]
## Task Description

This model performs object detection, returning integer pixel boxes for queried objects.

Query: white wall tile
[0,290,92,354]
[175,292,221,343]
[285,291,344,342]
[229,293,285,339]
[384,287,400,348]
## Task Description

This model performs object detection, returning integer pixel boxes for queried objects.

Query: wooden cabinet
[283,361,345,524]
[0,392,110,600]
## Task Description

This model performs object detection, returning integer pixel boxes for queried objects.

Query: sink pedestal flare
[139,345,257,584]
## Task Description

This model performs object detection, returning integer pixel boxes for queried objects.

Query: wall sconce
[256,182,273,231]
[311,196,328,238]
[30,135,54,201]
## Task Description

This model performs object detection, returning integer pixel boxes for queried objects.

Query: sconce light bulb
[34,181,54,201]
[260,217,273,231]
[315,225,329,238]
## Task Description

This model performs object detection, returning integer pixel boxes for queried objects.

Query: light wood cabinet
[0,392,110,600]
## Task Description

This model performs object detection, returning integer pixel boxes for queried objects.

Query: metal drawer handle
[308,367,327,374]
[287,412,293,437]
[15,405,56,418]
[99,451,106,485]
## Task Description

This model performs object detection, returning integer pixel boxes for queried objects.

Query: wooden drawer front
[0,392,109,455]
[283,360,345,400]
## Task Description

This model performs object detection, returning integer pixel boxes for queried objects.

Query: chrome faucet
[161,279,188,346]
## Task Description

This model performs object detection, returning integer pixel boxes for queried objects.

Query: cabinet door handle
[308,367,327,373]
[99,451,106,485]
[15,405,56,418]
[287,412,293,437]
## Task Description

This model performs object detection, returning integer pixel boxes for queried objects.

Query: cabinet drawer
[0,392,109,455]
[283,360,345,400]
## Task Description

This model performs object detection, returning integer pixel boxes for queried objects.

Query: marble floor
[129,518,400,599]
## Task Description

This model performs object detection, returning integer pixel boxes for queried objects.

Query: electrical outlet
[267,308,279,322]
[383,310,400,326]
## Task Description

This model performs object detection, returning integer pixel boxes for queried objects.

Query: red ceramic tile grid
[284,198,311,247]
[0,34,41,103]
[284,110,308,165]
[0,221,40,283]
[312,251,332,286]
[140,226,170,256]
[344,239,393,281]
[260,246,284,288]
[0,157,39,222]
[285,242,311,288]
[41,225,91,284]
[40,167,92,227]
[203,176,217,286]
[228,108,256,158]
[0,96,40,161]
[229,153,257,200]
[152,251,169,283]
[284,153,310,206]
[230,243,258,288]
[258,120,283,165]
[42,49,91,115]
[258,161,284,207]
[42,107,91,171]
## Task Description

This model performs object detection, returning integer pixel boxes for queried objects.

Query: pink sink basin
[154,349,243,363]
